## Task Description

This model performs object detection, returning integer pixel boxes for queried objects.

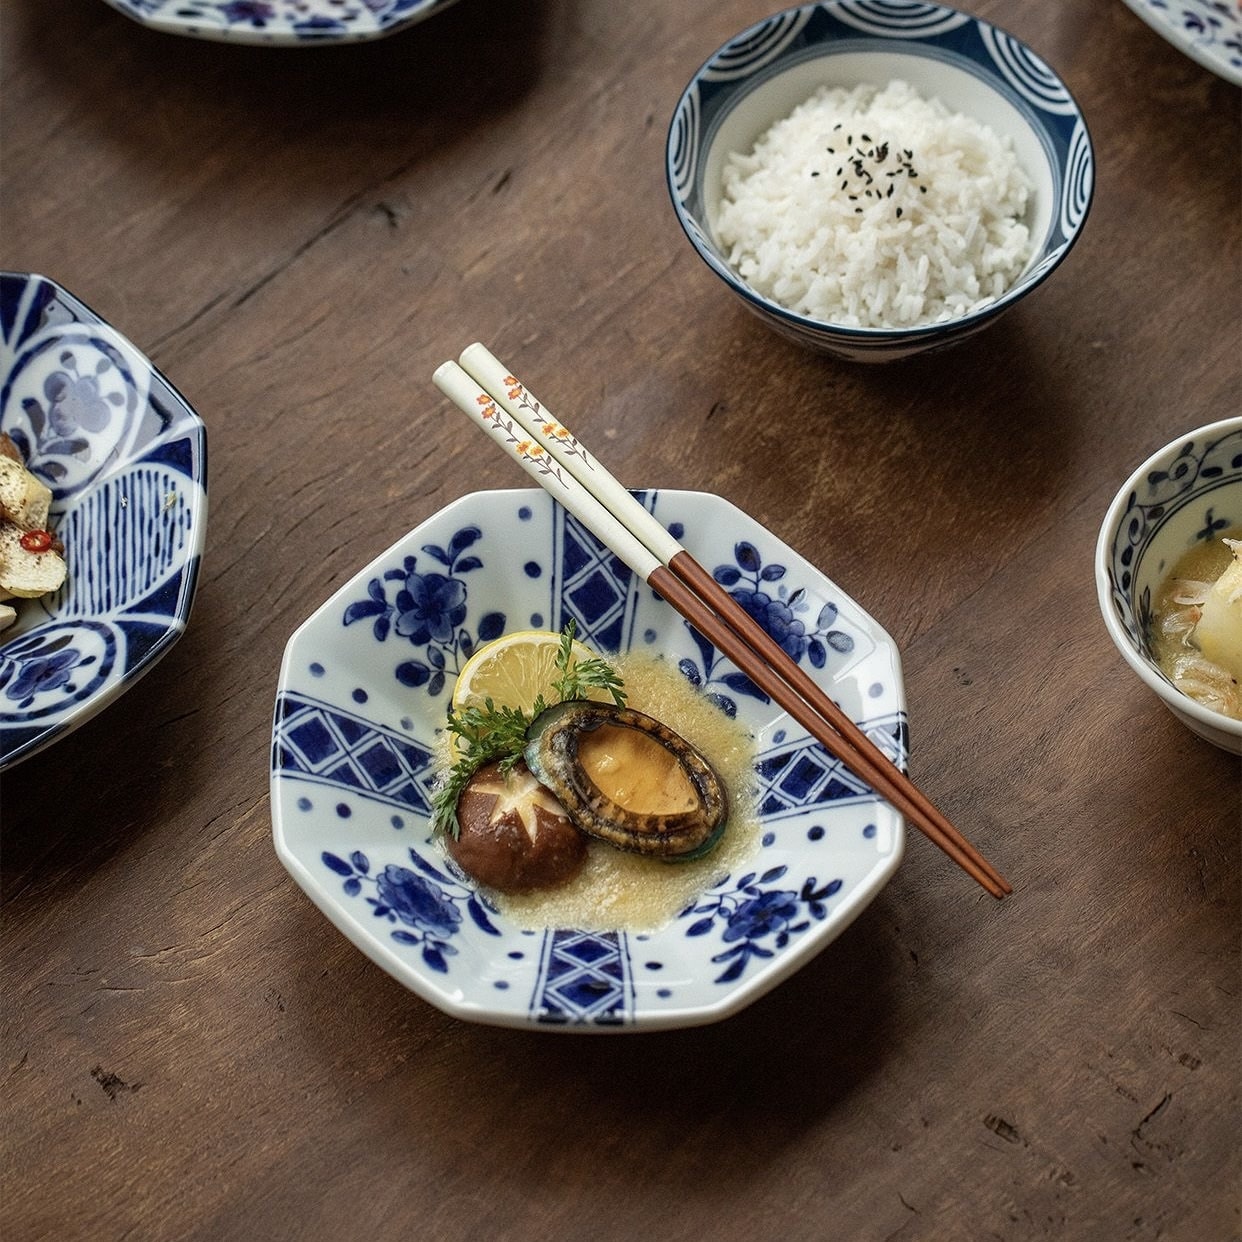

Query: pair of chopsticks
[433,345,1011,899]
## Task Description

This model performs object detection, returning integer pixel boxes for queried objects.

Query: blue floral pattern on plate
[1119,0,1242,86]
[0,273,208,769]
[99,0,462,45]
[271,489,906,1031]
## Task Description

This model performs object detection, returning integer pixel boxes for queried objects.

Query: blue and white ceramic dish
[1119,0,1242,86]
[666,1,1094,362]
[271,488,907,1031]
[0,273,208,769]
[99,0,461,45]
[1096,417,1242,754]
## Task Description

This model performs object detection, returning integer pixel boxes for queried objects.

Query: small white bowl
[1095,417,1242,754]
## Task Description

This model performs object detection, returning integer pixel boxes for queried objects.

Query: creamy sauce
[576,723,701,815]
[440,651,761,933]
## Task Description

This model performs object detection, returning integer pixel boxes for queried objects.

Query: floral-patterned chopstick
[434,349,1011,899]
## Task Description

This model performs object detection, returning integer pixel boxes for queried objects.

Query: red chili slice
[19,529,54,553]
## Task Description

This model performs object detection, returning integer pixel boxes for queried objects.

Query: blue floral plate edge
[0,271,209,769]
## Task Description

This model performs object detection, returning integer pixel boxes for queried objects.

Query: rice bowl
[716,79,1033,330]
[666,2,1093,362]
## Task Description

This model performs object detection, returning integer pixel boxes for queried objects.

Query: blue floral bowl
[99,0,462,45]
[271,488,907,1031]
[666,1,1094,362]
[0,273,208,769]
[1096,417,1242,755]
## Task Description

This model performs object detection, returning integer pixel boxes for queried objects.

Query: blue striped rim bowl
[270,487,908,1031]
[1095,417,1242,755]
[0,273,208,769]
[666,1,1094,362]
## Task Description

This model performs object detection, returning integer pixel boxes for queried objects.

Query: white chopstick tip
[460,342,502,373]
[432,359,459,389]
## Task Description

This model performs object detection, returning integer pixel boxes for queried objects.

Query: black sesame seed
[896,207,903,218]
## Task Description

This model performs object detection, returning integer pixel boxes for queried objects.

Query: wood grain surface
[2,2,1239,1239]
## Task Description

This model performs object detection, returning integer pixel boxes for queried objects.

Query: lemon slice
[451,628,608,715]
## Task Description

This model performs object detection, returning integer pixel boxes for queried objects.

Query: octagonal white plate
[100,0,462,45]
[0,272,208,769]
[271,488,907,1031]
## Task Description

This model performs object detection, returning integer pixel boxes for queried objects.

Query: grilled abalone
[524,701,728,859]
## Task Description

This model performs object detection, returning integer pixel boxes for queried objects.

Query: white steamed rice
[715,80,1033,330]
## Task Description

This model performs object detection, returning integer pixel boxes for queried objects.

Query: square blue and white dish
[0,273,208,769]
[99,0,463,44]
[271,488,907,1031]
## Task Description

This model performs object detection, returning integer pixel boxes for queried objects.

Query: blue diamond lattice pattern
[755,713,908,818]
[552,503,645,653]
[273,692,437,813]
[532,929,633,1026]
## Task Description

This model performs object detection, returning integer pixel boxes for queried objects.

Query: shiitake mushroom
[446,759,588,894]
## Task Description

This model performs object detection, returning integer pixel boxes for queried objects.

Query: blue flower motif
[682,866,841,984]
[374,863,461,938]
[2,643,88,709]
[677,540,856,713]
[342,524,504,696]
[721,888,802,943]
[321,847,499,974]
[732,586,810,663]
[393,571,466,646]
[45,367,112,437]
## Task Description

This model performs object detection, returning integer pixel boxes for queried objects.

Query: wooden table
[3,2,1239,1238]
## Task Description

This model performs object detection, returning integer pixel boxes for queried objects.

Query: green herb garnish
[430,621,626,838]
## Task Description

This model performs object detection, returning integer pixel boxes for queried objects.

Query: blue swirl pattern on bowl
[99,0,461,44]
[667,1,1094,361]
[271,489,907,1031]
[0,273,208,768]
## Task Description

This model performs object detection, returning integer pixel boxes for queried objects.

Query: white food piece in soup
[1193,538,1242,681]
